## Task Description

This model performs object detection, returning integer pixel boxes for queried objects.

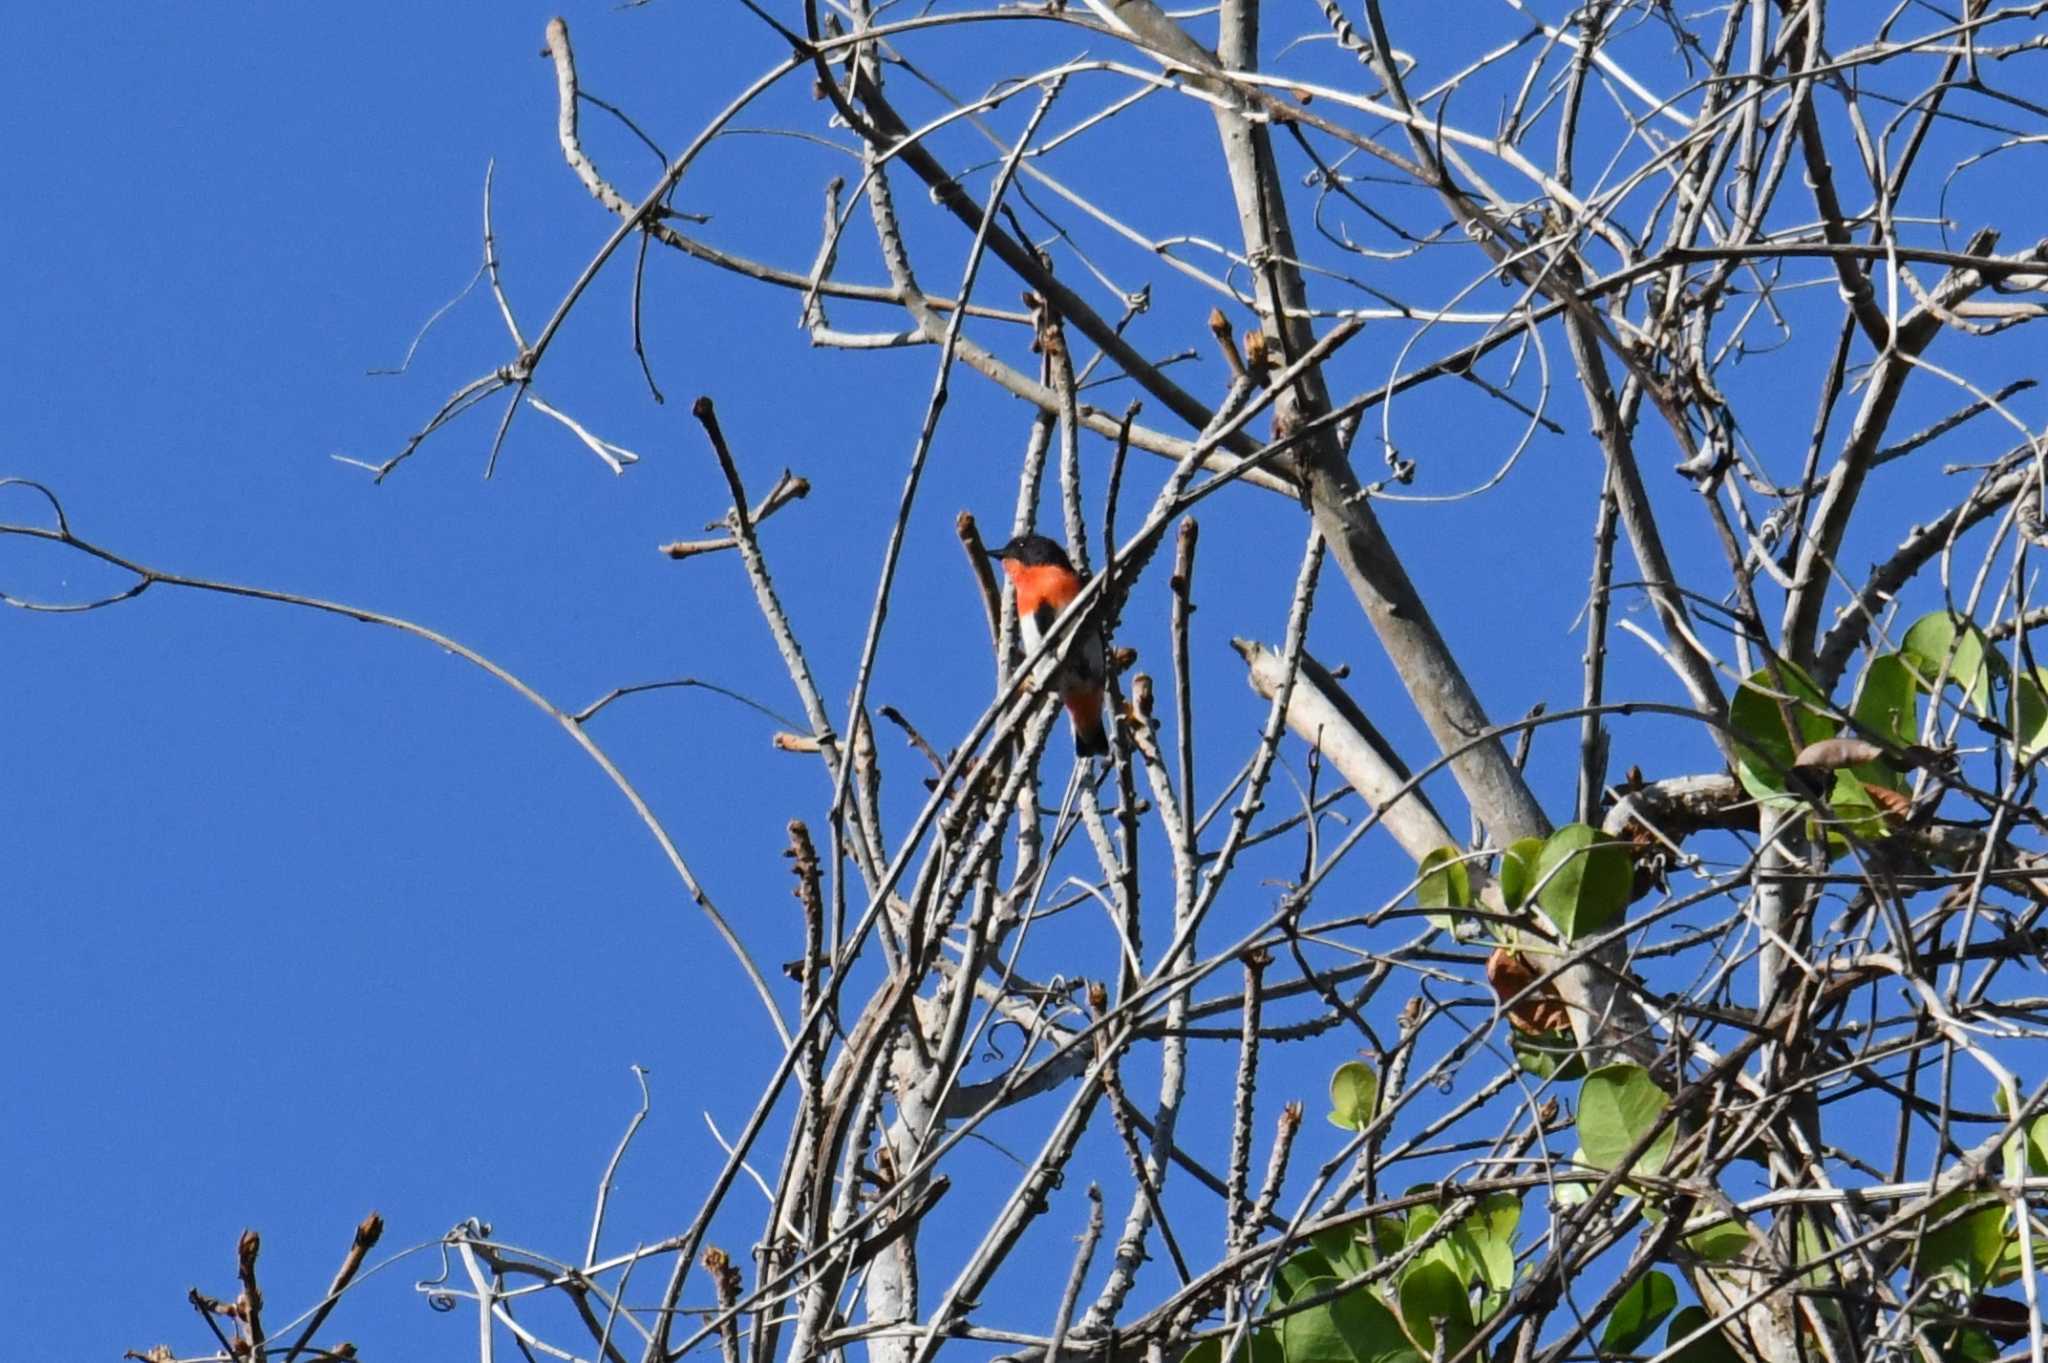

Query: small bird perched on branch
[987,535,1109,757]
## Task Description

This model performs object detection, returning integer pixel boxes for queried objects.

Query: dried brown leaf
[1485,947,1572,1034]
[1792,736,1885,771]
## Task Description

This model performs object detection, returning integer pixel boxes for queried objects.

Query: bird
[986,534,1110,758]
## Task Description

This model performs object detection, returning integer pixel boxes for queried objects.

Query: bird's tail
[1064,686,1110,757]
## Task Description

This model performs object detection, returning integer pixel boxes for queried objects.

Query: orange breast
[1006,561,1082,619]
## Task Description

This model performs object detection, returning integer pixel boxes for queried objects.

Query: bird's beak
[984,544,1009,561]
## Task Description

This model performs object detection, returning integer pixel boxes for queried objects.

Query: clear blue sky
[5,5,2027,1359]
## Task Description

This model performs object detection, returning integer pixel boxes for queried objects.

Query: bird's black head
[985,534,1073,571]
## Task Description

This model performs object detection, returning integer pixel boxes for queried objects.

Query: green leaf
[1497,837,1544,911]
[1419,846,1473,910]
[1817,774,1891,857]
[1990,1087,2048,1177]
[1511,1027,1584,1082]
[1533,824,1632,942]
[1396,1261,1473,1358]
[1188,1334,1285,1363]
[1436,1225,1487,1293]
[1553,1149,1592,1208]
[1992,1219,2048,1285]
[2012,668,2048,759]
[1400,1203,1449,1277]
[1274,1248,1338,1305]
[1328,1062,1380,1132]
[1901,612,1997,712]
[1731,661,1837,804]
[1365,1216,1406,1263]
[1474,1191,1519,1259]
[1312,1226,1372,1279]
[1664,1307,1744,1363]
[1916,1191,2007,1293]
[1792,1215,1836,1289]
[1682,1219,1751,1262]
[1600,1270,1677,1354]
[1277,1275,1414,1363]
[1461,1193,1520,1296]
[1854,653,1921,752]
[1577,1063,1674,1177]
[1403,1200,1439,1257]
[1466,1232,1514,1303]
[1994,1086,2026,1182]
[1394,1198,1476,1287]
[1418,847,1473,933]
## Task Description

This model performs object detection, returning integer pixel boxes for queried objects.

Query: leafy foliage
[1235,1154,1527,1363]
[1599,1270,1677,1354]
[1530,824,1631,942]
[1730,660,1837,804]
[1577,1063,1675,1178]
[1327,1062,1379,1132]
[1416,846,1474,932]
[1495,836,1544,912]
[1899,612,1996,712]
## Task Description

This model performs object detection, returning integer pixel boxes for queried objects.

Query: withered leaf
[1485,947,1572,1034]
[1791,736,1885,772]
